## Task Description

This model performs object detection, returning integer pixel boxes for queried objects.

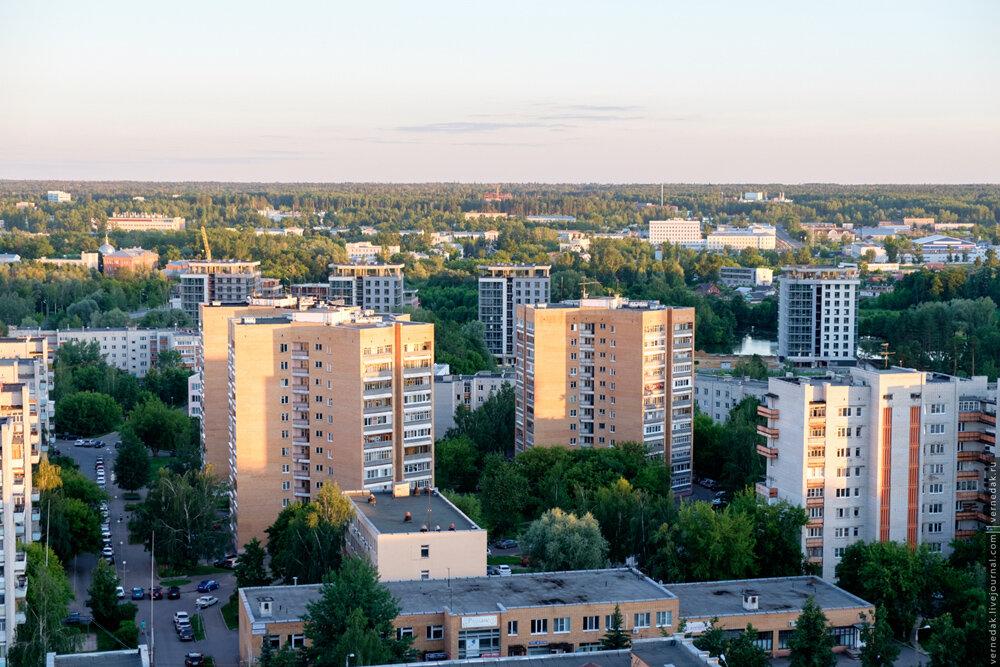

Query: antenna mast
[879,342,895,369]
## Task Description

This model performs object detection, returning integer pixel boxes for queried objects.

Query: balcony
[755,482,778,498]
[958,430,996,444]
[955,529,978,540]
[958,450,995,465]
[757,425,779,439]
[756,444,778,458]
[957,470,980,480]
[30,488,39,502]
[806,496,824,507]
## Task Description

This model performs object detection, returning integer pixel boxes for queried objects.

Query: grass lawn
[192,614,206,641]
[221,594,239,630]
[159,578,191,587]
[159,564,230,578]
[122,492,142,501]
[150,456,179,472]
[487,555,522,565]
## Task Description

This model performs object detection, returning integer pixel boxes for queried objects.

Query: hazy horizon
[2,1,997,183]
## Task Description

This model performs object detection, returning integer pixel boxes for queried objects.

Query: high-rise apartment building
[0,337,53,438]
[478,264,550,366]
[757,367,995,579]
[328,264,404,313]
[515,297,695,495]
[222,306,434,544]
[0,338,47,662]
[181,260,262,326]
[648,219,702,246]
[778,266,860,367]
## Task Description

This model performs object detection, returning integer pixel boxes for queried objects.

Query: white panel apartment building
[694,373,770,423]
[328,264,405,313]
[433,370,514,436]
[107,214,187,232]
[478,264,550,366]
[705,224,777,251]
[778,266,860,367]
[648,219,703,246]
[756,367,995,580]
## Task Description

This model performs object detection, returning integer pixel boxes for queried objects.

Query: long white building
[778,266,860,367]
[648,219,702,246]
[107,214,186,232]
[706,224,777,251]
[756,367,995,580]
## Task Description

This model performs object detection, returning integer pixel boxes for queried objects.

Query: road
[57,434,241,666]
[774,224,804,250]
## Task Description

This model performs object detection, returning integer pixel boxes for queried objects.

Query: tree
[732,354,769,380]
[129,467,230,568]
[434,436,480,492]
[236,538,272,588]
[55,390,123,435]
[113,430,151,491]
[924,613,967,667]
[600,604,630,650]
[522,507,609,571]
[729,490,808,577]
[648,501,756,583]
[122,394,190,456]
[722,623,771,667]
[478,454,528,535]
[834,541,922,640]
[445,383,515,458]
[87,559,122,629]
[858,607,900,667]
[6,543,79,667]
[266,482,355,584]
[787,596,836,667]
[304,557,410,666]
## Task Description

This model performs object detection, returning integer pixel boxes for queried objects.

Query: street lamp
[346,653,355,667]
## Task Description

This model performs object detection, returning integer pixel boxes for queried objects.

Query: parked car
[174,611,191,628]
[196,595,219,609]
[167,586,181,600]
[102,546,114,558]
[497,539,518,549]
[131,587,144,600]
[196,580,220,592]
[151,586,163,600]
[185,654,205,667]
[116,586,126,599]
[178,626,194,641]
[486,566,499,576]
[212,554,237,568]
[75,439,87,447]
[62,613,92,625]
[497,565,512,576]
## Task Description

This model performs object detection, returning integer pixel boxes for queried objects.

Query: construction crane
[201,226,212,261]
[578,280,601,299]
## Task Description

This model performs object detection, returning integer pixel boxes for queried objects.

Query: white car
[196,595,219,609]
[497,565,512,576]
[102,546,114,557]
[174,611,191,629]
[116,586,125,599]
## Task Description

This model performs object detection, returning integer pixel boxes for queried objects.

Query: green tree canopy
[122,394,190,456]
[6,543,79,667]
[235,538,272,588]
[55,390,123,436]
[113,430,152,491]
[788,596,836,667]
[266,482,355,585]
[522,507,609,571]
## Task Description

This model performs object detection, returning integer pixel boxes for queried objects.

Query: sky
[1,1,998,183]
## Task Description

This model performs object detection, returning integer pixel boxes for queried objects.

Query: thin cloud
[539,113,643,122]
[396,121,571,133]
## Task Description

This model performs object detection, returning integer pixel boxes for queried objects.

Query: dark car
[167,586,181,600]
[151,586,163,600]
[131,587,144,600]
[185,654,205,667]
[51,446,62,456]
[496,539,518,549]
[213,553,238,568]
[197,580,220,592]
[178,626,194,641]
[62,613,92,625]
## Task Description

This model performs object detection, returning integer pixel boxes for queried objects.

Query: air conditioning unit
[632,627,640,634]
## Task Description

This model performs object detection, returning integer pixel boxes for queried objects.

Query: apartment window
[315,464,324,472]
[281,430,289,439]
[420,545,429,558]
[427,625,443,641]
[925,523,943,534]
[925,503,943,514]
[396,628,414,640]
[280,396,289,404]
[808,527,823,538]
[956,480,978,491]
[507,621,518,636]
[280,361,288,370]
[927,542,943,553]
[927,443,945,455]
[530,619,548,635]
[583,616,600,632]
[282,498,290,507]
[927,423,946,435]
[315,446,323,454]
[633,613,650,629]
[807,488,824,498]
[420,571,429,581]
[929,403,946,414]
[809,507,824,518]
[281,481,290,491]
[281,465,290,473]
[553,617,570,634]
[834,547,846,558]
[280,344,288,353]
[314,343,323,351]
[656,611,672,628]
[281,447,290,456]
[288,634,306,649]
[926,483,944,494]
[924,463,944,475]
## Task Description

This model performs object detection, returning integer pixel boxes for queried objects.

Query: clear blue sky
[1,1,997,183]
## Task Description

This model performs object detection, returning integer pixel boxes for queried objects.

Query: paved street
[56,434,241,666]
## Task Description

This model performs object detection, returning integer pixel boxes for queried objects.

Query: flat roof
[240,569,676,624]
[668,575,871,620]
[51,647,149,667]
[348,489,481,535]
[389,569,675,616]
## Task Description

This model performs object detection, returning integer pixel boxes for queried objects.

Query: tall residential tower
[778,266,860,367]
[478,264,550,366]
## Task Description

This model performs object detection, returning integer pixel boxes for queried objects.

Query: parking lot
[56,435,240,666]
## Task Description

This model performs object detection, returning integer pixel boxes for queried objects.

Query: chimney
[258,596,274,618]
[448,523,456,531]
[420,525,428,532]
[742,590,759,611]
[404,511,412,522]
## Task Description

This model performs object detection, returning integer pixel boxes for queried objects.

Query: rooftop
[240,568,676,624]
[669,575,871,620]
[49,646,150,667]
[347,488,481,535]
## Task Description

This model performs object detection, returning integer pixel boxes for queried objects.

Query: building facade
[180,260,262,326]
[756,367,995,579]
[0,338,48,663]
[777,266,860,367]
[514,297,695,495]
[53,328,196,378]
[223,307,434,544]
[328,264,405,313]
[46,190,71,203]
[478,264,551,366]
[344,486,487,582]
[101,247,159,275]
[433,371,514,436]
[0,337,54,437]
[705,225,776,251]
[718,266,773,287]
[694,373,769,423]
[106,214,186,232]
[648,219,702,246]
[345,242,401,263]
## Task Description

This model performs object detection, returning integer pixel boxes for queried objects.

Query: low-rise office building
[648,219,702,246]
[106,214,186,232]
[705,225,776,251]
[344,486,487,582]
[718,266,773,288]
